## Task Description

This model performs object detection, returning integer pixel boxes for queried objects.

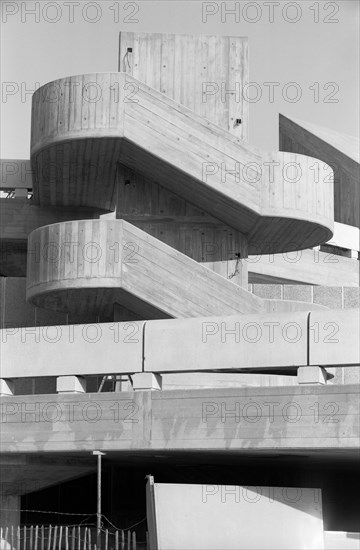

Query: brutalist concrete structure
[0,33,359,549]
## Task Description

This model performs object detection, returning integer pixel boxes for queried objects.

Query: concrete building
[0,33,359,549]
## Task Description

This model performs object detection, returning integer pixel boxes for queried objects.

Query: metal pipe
[92,451,106,550]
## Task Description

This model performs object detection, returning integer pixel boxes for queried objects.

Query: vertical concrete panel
[119,33,248,139]
[147,483,324,550]
[279,115,360,228]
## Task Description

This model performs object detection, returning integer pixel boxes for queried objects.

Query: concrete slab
[0,321,144,378]
[0,386,358,453]
[144,312,309,373]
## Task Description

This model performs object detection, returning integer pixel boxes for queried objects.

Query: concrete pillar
[14,189,28,199]
[0,380,14,396]
[56,376,86,393]
[131,373,162,391]
[297,366,327,385]
[0,494,20,530]
[114,376,132,392]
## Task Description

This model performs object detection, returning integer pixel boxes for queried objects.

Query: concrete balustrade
[1,385,359,454]
[143,311,309,373]
[25,219,263,318]
[0,309,359,395]
[0,321,145,379]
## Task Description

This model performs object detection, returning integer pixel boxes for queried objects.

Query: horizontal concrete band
[1,385,359,453]
[1,309,358,379]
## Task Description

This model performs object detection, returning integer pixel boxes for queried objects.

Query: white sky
[1,0,359,158]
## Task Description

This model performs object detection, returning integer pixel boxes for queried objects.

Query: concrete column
[14,189,28,199]
[131,373,162,391]
[0,380,14,396]
[0,494,20,530]
[297,366,327,385]
[114,376,132,392]
[56,376,86,393]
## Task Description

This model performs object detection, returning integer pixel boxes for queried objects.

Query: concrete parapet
[1,309,359,382]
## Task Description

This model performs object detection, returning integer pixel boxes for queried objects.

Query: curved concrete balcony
[26,219,264,317]
[31,73,334,254]
[26,220,329,318]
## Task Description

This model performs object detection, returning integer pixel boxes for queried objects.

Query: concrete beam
[144,312,309,373]
[1,309,359,381]
[0,386,358,453]
[0,321,145,379]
